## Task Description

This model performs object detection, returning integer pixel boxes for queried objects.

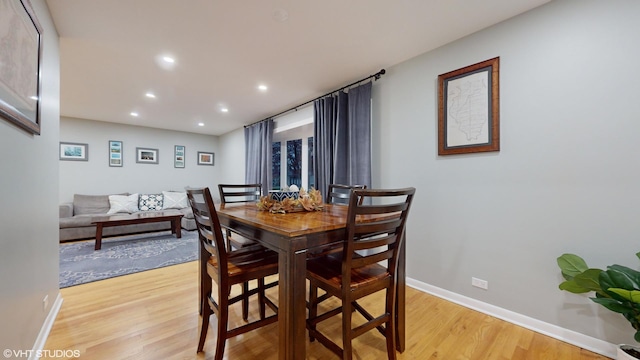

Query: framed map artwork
[438,57,500,155]
[0,0,43,135]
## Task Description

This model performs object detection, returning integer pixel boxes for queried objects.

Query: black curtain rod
[244,69,386,128]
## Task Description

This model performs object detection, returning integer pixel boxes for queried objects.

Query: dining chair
[218,184,261,250]
[306,187,416,360]
[308,184,368,259]
[186,187,278,360]
[326,183,366,205]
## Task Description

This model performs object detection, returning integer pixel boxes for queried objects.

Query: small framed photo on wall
[109,140,123,167]
[174,145,185,168]
[136,147,159,164]
[60,142,88,161]
[197,151,214,166]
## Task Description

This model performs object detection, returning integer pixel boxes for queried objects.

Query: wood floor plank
[43,261,611,359]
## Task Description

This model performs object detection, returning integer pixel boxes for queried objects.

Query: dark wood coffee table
[91,212,184,250]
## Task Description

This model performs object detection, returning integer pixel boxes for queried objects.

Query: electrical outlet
[472,277,489,290]
[43,295,49,311]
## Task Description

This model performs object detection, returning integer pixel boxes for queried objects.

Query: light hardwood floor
[44,261,610,359]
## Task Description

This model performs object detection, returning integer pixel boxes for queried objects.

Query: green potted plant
[557,252,640,359]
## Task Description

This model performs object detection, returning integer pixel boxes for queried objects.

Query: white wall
[373,0,638,351]
[217,127,245,187]
[59,117,220,203]
[0,0,60,352]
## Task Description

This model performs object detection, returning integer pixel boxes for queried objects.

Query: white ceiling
[45,0,549,136]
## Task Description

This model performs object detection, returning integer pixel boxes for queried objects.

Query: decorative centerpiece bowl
[258,188,323,214]
[268,190,299,202]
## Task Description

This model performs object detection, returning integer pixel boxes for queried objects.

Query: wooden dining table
[216,202,406,360]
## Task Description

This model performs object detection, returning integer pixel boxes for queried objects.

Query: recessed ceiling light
[155,54,177,70]
[198,122,205,127]
[130,112,139,117]
[221,108,229,113]
[258,84,268,91]
[145,92,156,98]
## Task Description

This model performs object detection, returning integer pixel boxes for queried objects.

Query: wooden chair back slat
[218,184,262,204]
[186,187,229,273]
[327,184,366,205]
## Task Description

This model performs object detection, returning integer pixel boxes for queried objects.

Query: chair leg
[342,300,353,360]
[386,289,398,360]
[215,296,230,360]
[385,315,397,360]
[308,284,318,342]
[258,278,266,319]
[197,300,211,352]
[242,281,249,321]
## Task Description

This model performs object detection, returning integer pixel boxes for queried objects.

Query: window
[272,106,314,190]
[308,137,314,189]
[286,139,302,187]
[272,142,281,190]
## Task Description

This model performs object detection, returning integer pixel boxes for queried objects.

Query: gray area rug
[59,230,198,288]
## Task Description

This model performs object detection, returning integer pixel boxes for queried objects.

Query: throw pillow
[139,193,163,211]
[107,193,139,214]
[162,191,188,209]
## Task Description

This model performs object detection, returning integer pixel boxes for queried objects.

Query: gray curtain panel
[314,95,337,196]
[244,119,274,196]
[313,81,372,196]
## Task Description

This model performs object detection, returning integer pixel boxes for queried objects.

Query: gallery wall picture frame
[174,145,185,168]
[136,147,159,164]
[109,140,123,167]
[0,0,43,135]
[60,142,88,161]
[438,57,500,155]
[197,151,214,166]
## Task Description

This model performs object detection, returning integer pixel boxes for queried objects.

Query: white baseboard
[30,293,63,360]
[406,277,618,359]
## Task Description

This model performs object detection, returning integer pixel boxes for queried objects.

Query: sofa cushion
[59,214,96,228]
[179,207,194,219]
[107,193,139,214]
[73,194,111,215]
[162,191,188,209]
[139,193,163,211]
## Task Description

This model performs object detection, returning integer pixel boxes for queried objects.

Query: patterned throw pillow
[139,194,164,211]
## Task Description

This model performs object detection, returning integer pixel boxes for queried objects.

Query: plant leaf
[557,254,589,278]
[591,297,632,314]
[559,280,590,293]
[607,265,640,290]
[608,288,640,304]
[600,267,640,302]
[574,269,604,293]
